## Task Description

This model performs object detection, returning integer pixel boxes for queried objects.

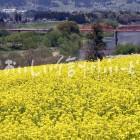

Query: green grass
[15,21,62,29]
[103,32,114,37]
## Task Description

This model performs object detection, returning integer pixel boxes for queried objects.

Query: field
[0,55,140,139]
[15,21,62,29]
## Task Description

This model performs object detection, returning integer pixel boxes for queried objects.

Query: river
[104,32,140,48]
[79,32,140,58]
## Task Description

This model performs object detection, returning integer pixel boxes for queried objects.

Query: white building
[2,8,16,14]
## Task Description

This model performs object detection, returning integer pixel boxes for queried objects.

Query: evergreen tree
[87,24,106,60]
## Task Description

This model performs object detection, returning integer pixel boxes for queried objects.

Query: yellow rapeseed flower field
[0,55,140,139]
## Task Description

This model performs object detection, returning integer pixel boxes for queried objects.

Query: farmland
[0,55,140,139]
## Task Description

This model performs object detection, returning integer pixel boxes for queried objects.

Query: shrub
[3,32,42,50]
[115,44,140,55]
[0,30,9,37]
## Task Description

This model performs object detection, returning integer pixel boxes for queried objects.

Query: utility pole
[114,30,118,47]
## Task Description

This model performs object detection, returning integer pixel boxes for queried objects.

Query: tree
[43,21,81,56]
[86,24,106,61]
[14,13,22,23]
[68,14,86,24]
[0,17,6,29]
[57,21,80,35]
[43,30,62,47]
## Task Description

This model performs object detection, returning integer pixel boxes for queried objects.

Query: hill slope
[0,0,139,11]
[0,55,140,139]
[0,0,25,6]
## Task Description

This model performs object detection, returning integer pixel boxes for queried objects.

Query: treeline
[0,21,107,61]
[0,21,83,68]
[0,12,9,19]
[0,21,82,56]
[26,10,140,25]
[0,10,139,26]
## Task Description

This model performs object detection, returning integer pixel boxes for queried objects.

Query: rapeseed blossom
[0,55,140,139]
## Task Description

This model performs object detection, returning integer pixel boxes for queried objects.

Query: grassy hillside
[0,55,140,139]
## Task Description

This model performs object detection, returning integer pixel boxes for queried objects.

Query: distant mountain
[0,0,25,7]
[0,0,139,11]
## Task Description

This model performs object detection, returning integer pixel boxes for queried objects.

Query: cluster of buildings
[0,8,26,14]
[0,8,33,25]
